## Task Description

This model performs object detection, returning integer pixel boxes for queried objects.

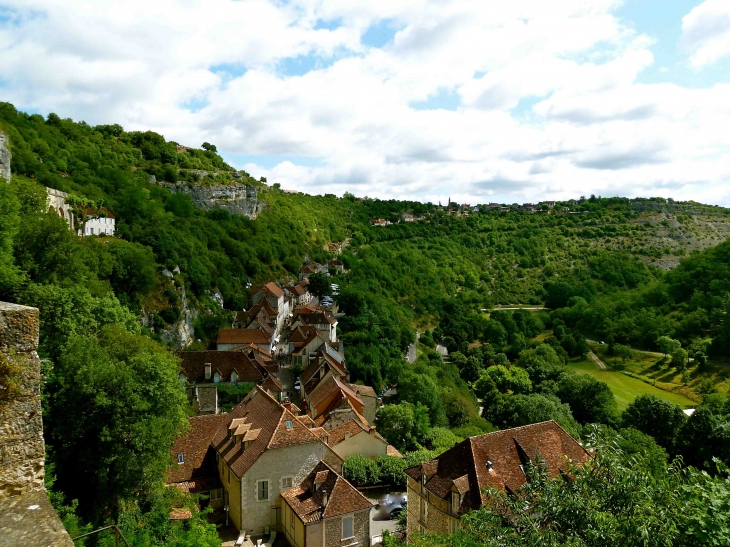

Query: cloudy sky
[1,0,730,205]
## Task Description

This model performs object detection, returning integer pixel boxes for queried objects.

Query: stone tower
[0,302,73,546]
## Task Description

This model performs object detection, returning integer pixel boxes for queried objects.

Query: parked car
[374,494,407,520]
[294,379,301,391]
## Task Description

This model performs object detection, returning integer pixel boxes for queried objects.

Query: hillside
[2,103,730,545]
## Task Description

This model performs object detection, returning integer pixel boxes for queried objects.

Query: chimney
[369,426,376,438]
[204,363,212,380]
[282,396,291,411]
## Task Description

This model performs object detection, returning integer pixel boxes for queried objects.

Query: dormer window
[214,372,221,384]
[204,363,212,380]
[177,452,184,464]
[285,420,293,429]
[231,372,237,386]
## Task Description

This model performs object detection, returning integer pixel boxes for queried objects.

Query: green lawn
[566,357,698,410]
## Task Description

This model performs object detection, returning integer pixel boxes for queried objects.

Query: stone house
[325,420,400,460]
[403,421,591,537]
[286,283,312,307]
[299,264,325,281]
[327,260,345,275]
[217,328,273,353]
[46,188,75,230]
[177,351,283,413]
[290,331,328,368]
[81,207,116,236]
[291,311,337,343]
[307,376,366,425]
[281,461,372,547]
[168,386,346,539]
[251,282,292,331]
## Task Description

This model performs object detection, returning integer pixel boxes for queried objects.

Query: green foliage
[482,365,532,395]
[554,372,618,426]
[307,272,332,299]
[622,394,687,454]
[375,402,431,452]
[44,325,188,515]
[483,393,581,438]
[400,430,730,547]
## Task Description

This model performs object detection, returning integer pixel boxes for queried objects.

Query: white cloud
[0,0,729,204]
[682,0,730,67]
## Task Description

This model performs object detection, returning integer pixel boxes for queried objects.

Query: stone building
[281,461,372,547]
[403,421,591,538]
[46,187,75,230]
[0,301,73,546]
[167,386,351,541]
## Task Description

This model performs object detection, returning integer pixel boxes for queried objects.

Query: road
[480,306,546,311]
[587,351,608,371]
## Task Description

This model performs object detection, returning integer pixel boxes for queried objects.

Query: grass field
[566,357,698,410]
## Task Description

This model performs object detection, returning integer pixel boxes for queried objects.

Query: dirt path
[588,351,608,371]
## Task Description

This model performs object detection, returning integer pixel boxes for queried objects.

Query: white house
[83,211,116,236]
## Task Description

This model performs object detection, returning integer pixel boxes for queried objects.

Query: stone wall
[323,509,369,547]
[159,182,263,219]
[0,301,73,546]
[0,132,11,182]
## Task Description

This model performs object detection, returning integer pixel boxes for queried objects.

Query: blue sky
[1,0,730,204]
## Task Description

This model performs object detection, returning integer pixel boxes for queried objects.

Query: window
[285,420,293,429]
[210,488,222,501]
[257,480,269,501]
[231,372,237,386]
[420,498,427,524]
[214,372,221,384]
[281,477,293,489]
[177,452,184,464]
[342,516,354,539]
[451,492,459,514]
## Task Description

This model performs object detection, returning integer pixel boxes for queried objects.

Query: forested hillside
[2,102,730,545]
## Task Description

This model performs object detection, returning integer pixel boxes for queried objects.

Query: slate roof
[217,328,271,345]
[404,421,591,514]
[281,461,372,524]
[178,351,268,384]
[327,420,387,446]
[212,386,342,478]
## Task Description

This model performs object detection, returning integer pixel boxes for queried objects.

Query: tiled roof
[261,374,283,395]
[296,312,336,326]
[172,475,223,494]
[281,461,372,523]
[217,328,271,345]
[308,376,364,416]
[289,326,320,346]
[286,284,307,297]
[327,420,387,446]
[178,351,268,384]
[404,421,591,513]
[300,264,320,274]
[313,393,369,429]
[386,445,403,458]
[350,384,376,398]
[168,413,228,484]
[291,332,326,356]
[212,387,341,478]
[264,282,284,298]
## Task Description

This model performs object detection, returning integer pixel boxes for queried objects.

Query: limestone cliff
[0,132,11,182]
[160,182,263,218]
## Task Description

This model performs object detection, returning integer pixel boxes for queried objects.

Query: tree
[614,343,633,363]
[484,393,581,438]
[556,372,618,425]
[397,370,447,427]
[201,142,217,152]
[375,402,430,452]
[308,271,332,299]
[657,335,681,357]
[45,325,188,515]
[483,365,532,395]
[0,180,24,297]
[622,394,686,453]
[516,344,564,386]
[672,347,689,371]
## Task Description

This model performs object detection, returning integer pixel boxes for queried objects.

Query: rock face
[0,301,74,546]
[159,280,197,349]
[0,132,11,182]
[160,182,263,218]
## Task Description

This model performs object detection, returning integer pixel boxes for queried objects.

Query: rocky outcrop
[160,182,263,218]
[159,279,197,349]
[0,132,11,182]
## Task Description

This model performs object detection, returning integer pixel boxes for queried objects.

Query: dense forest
[2,101,730,545]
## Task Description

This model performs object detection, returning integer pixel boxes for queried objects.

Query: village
[164,253,591,547]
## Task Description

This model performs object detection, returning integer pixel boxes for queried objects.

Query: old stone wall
[159,182,263,218]
[0,302,44,499]
[0,132,11,182]
[323,509,369,547]
[0,301,73,546]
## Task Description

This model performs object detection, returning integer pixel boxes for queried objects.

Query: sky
[1,0,730,205]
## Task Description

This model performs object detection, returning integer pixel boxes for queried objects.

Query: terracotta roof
[350,384,376,398]
[212,387,341,478]
[290,326,320,346]
[300,264,320,274]
[264,282,284,298]
[170,508,193,520]
[168,413,228,484]
[404,421,591,514]
[295,312,336,326]
[308,376,364,416]
[286,284,307,297]
[217,328,271,345]
[291,332,326,356]
[297,415,317,428]
[313,394,369,429]
[387,445,403,458]
[327,420,387,446]
[281,461,372,523]
[178,351,268,384]
[261,374,283,395]
[172,475,223,494]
